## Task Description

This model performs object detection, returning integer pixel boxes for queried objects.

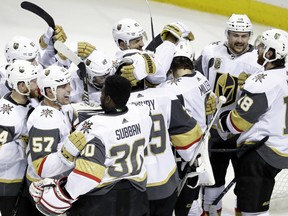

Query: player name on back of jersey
[115,123,141,140]
[132,99,155,110]
[198,80,211,95]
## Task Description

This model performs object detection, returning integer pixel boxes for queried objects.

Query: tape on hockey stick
[21,1,55,28]
[54,41,89,105]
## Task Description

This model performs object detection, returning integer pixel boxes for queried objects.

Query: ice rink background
[0,0,286,215]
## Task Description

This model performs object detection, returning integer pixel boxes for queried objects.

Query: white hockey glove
[39,25,67,49]
[61,131,87,163]
[160,21,194,43]
[238,72,250,90]
[78,42,96,59]
[33,178,75,215]
[29,178,55,203]
[205,93,217,116]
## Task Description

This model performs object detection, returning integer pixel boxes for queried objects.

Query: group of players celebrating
[0,8,288,216]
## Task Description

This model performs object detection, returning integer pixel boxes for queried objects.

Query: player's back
[128,87,202,200]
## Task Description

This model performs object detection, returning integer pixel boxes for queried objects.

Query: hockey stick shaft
[54,41,89,105]
[177,96,227,194]
[189,95,227,166]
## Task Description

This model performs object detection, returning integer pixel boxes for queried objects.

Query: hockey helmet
[37,65,71,101]
[174,40,195,62]
[225,14,253,36]
[6,59,38,95]
[112,18,147,47]
[85,50,114,90]
[260,28,288,62]
[4,36,39,63]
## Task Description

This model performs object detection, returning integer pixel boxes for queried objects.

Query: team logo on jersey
[40,108,53,117]
[214,58,221,69]
[214,72,237,106]
[167,77,180,85]
[81,120,93,134]
[252,73,267,83]
[0,104,14,114]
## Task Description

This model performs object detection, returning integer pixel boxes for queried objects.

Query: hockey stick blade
[54,41,89,105]
[21,1,55,28]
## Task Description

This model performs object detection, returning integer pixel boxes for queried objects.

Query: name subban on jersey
[115,123,141,140]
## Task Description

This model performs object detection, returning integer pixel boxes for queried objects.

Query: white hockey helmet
[260,28,288,62]
[4,36,39,63]
[174,40,195,62]
[37,65,71,101]
[85,50,114,89]
[225,14,253,36]
[6,60,38,96]
[112,18,147,47]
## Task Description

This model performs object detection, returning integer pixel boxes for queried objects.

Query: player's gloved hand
[238,72,250,90]
[205,93,217,115]
[29,178,56,203]
[61,131,87,163]
[39,25,67,49]
[160,21,194,43]
[217,111,233,141]
[78,42,96,59]
[120,63,138,87]
[33,178,75,215]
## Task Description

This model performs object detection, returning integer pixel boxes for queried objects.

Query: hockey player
[70,49,115,105]
[124,62,203,215]
[158,40,212,215]
[112,18,194,87]
[26,65,81,188]
[0,60,39,215]
[29,75,153,216]
[217,28,288,216]
[0,36,41,98]
[195,14,263,215]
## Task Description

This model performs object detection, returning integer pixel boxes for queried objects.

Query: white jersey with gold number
[0,93,33,195]
[226,66,288,169]
[64,104,153,199]
[128,87,202,200]
[26,103,75,182]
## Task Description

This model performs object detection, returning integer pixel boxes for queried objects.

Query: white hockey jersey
[158,71,211,131]
[26,103,75,182]
[196,42,263,132]
[226,66,288,169]
[0,65,11,98]
[128,87,203,200]
[0,93,33,196]
[115,40,176,85]
[64,104,153,199]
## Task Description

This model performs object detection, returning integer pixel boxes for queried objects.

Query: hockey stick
[208,135,269,216]
[178,96,227,195]
[54,41,89,105]
[10,166,28,216]
[21,1,55,28]
[145,0,156,52]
